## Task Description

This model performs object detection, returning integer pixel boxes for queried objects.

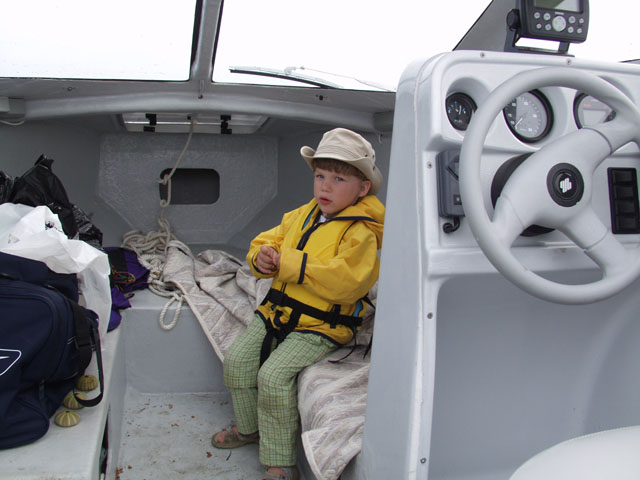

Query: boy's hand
[256,245,281,274]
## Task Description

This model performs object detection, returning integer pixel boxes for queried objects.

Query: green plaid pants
[223,315,337,466]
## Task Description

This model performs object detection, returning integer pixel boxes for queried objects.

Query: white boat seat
[510,426,640,480]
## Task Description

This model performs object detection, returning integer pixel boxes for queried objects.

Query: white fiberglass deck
[117,390,262,479]
[115,290,271,480]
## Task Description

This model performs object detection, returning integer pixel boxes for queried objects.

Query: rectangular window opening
[159,168,220,205]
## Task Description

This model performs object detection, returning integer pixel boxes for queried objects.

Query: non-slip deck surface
[117,389,262,480]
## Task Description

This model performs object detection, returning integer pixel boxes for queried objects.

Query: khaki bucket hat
[300,128,383,195]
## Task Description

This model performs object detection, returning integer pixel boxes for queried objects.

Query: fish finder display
[534,0,580,13]
[518,0,588,43]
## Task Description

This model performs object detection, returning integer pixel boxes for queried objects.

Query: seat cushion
[510,426,640,480]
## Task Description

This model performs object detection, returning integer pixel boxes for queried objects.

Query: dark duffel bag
[8,155,78,239]
[0,251,103,449]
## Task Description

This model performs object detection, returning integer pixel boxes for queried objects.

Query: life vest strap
[259,310,301,366]
[258,288,365,366]
[261,288,363,329]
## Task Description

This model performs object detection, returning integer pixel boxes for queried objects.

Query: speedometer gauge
[503,90,553,143]
[574,92,616,129]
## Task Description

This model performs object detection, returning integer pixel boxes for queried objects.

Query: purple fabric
[105,247,149,331]
[105,247,149,292]
[108,286,131,331]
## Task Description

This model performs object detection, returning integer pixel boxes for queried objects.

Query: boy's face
[313,167,371,218]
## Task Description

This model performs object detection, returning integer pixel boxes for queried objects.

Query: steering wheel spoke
[491,196,529,247]
[560,207,608,251]
[585,231,634,278]
[561,208,631,274]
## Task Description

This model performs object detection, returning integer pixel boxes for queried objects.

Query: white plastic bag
[0,203,111,340]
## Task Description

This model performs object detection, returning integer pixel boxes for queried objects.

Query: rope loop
[156,117,196,211]
[158,293,184,330]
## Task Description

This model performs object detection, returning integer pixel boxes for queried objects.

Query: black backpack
[0,251,103,449]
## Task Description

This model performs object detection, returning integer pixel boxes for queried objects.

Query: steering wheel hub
[546,163,584,207]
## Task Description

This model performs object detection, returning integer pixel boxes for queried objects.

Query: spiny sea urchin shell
[63,392,86,410]
[75,374,99,391]
[54,410,80,427]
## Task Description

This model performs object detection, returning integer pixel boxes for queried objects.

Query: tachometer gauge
[574,92,616,129]
[446,93,477,131]
[503,90,553,143]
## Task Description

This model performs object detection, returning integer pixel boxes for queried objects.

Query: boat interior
[1,0,640,479]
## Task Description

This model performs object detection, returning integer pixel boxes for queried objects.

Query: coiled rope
[121,117,197,330]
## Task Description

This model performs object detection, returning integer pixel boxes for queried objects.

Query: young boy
[211,128,385,480]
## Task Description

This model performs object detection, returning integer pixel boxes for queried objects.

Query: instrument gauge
[446,93,477,131]
[574,92,616,129]
[503,90,553,143]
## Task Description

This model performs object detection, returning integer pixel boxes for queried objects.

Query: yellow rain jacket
[247,195,385,345]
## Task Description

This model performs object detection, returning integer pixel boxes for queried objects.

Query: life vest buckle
[265,288,286,306]
[327,305,341,329]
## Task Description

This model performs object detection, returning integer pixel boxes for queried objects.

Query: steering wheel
[459,67,640,304]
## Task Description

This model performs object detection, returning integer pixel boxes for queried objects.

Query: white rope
[157,117,197,209]
[121,218,186,330]
[121,118,197,330]
[157,292,184,330]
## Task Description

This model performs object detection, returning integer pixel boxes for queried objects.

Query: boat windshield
[0,0,638,91]
[212,0,489,90]
[0,0,198,81]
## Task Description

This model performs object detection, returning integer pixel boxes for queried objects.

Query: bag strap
[68,301,104,407]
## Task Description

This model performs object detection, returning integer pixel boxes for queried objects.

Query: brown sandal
[263,466,299,480]
[211,425,259,449]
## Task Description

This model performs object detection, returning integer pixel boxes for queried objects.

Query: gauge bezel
[446,92,477,131]
[502,89,553,143]
[573,92,616,129]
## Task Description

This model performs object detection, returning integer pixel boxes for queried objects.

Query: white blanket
[162,243,373,480]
